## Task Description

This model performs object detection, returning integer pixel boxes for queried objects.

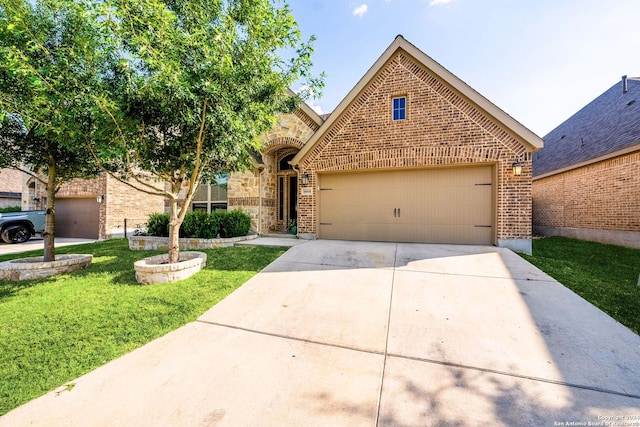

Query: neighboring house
[225,35,543,254]
[533,76,640,248]
[24,172,164,240]
[0,168,23,209]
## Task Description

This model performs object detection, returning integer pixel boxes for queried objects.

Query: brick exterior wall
[0,168,23,208]
[297,49,533,243]
[40,173,164,239]
[533,151,640,233]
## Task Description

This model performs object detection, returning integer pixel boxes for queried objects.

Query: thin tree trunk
[43,156,56,262]
[167,197,180,264]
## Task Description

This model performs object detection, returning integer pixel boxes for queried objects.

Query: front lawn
[0,239,286,416]
[521,237,640,335]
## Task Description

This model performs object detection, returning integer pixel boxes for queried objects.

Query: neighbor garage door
[55,198,100,239]
[318,166,493,245]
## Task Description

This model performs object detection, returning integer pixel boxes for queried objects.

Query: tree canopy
[0,0,110,260]
[95,0,323,262]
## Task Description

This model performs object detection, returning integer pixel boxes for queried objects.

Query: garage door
[55,198,100,239]
[318,166,493,244]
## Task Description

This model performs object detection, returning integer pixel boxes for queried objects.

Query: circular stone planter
[0,254,93,281]
[134,251,207,285]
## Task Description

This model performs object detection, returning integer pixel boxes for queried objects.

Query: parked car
[0,210,46,243]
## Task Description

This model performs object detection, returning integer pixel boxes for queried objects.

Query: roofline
[286,88,324,127]
[292,35,542,166]
[533,143,640,180]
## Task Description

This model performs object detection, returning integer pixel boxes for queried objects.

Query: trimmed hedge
[0,206,21,213]
[146,210,251,239]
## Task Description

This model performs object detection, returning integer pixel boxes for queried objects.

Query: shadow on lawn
[0,240,286,290]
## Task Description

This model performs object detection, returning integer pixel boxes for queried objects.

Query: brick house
[23,172,164,240]
[31,36,542,251]
[224,36,543,254]
[533,76,640,248]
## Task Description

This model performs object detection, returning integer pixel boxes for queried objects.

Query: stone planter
[128,234,257,251]
[134,251,207,285]
[0,254,93,281]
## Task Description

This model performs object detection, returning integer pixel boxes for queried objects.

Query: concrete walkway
[1,240,639,426]
[0,237,97,256]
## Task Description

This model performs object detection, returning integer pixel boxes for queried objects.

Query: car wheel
[1,225,31,244]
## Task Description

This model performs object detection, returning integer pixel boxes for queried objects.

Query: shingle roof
[534,77,640,177]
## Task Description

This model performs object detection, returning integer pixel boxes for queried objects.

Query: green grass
[0,239,286,415]
[521,236,640,335]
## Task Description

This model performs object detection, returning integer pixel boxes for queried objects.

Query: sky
[286,0,640,137]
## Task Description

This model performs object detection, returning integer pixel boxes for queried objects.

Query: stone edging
[134,251,207,284]
[0,254,93,281]
[128,234,258,251]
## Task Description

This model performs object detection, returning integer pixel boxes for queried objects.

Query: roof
[534,77,640,178]
[292,35,542,166]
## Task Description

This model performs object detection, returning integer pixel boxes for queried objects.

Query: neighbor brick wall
[0,168,23,208]
[533,151,640,232]
[103,174,165,238]
[297,49,533,242]
[55,173,164,239]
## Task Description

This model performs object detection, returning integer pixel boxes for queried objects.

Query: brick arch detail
[312,146,502,172]
[262,137,305,155]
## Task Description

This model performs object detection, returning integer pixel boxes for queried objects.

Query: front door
[277,174,298,232]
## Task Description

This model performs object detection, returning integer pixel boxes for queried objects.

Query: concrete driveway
[2,240,639,426]
[0,237,97,256]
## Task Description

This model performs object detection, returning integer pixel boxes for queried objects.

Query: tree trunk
[43,157,57,262]
[167,197,181,264]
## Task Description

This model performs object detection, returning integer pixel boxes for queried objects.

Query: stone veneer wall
[296,48,534,245]
[227,110,319,233]
[533,151,640,248]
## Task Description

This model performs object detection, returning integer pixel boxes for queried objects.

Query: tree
[0,0,110,261]
[96,0,323,263]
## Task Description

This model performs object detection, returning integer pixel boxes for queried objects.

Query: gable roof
[534,77,640,178]
[285,88,324,129]
[292,35,542,166]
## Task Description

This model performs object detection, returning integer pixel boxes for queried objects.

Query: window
[191,173,228,212]
[392,96,406,121]
[279,153,296,171]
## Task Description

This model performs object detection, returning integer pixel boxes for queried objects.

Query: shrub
[147,213,170,237]
[145,209,251,238]
[219,209,251,238]
[0,206,21,213]
[181,211,212,238]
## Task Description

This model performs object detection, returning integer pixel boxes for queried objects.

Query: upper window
[392,96,406,121]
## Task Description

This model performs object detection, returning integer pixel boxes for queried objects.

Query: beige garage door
[319,166,493,244]
[56,198,100,239]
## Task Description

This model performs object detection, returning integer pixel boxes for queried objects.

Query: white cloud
[352,4,368,18]
[429,0,454,6]
[310,104,327,115]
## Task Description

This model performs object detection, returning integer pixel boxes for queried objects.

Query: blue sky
[287,0,640,137]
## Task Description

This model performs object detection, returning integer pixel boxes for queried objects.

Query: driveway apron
[2,240,639,426]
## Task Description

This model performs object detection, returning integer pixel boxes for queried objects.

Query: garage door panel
[319,167,493,245]
[56,198,99,239]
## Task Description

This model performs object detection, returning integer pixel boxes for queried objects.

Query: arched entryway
[276,150,298,232]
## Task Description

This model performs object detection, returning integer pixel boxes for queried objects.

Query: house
[224,35,543,254]
[0,168,23,209]
[34,36,542,251]
[532,76,640,249]
[23,172,164,239]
